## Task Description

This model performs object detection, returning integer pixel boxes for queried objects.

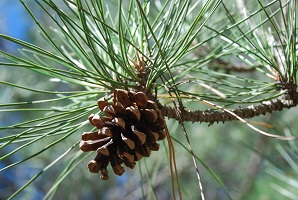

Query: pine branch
[192,45,258,73]
[209,59,258,73]
[160,83,298,124]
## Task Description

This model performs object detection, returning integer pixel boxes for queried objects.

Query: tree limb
[160,90,298,124]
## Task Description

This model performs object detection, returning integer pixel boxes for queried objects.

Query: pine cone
[80,89,166,180]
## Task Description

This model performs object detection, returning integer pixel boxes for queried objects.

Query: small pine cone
[80,89,166,180]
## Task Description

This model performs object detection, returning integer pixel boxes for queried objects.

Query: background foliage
[0,0,298,199]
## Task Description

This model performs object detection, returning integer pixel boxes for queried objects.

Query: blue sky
[0,0,32,39]
[0,0,33,50]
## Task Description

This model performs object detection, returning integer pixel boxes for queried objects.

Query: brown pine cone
[80,89,166,180]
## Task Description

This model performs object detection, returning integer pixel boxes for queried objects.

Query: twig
[192,45,258,73]
[160,92,298,124]
[210,58,258,72]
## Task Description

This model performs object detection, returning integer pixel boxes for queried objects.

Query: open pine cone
[80,89,166,180]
